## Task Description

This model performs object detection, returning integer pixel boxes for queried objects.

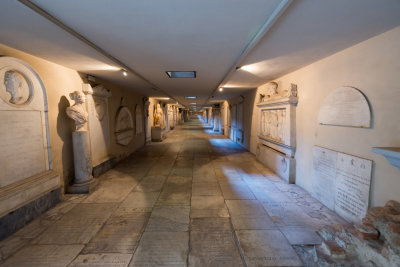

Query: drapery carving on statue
[153,103,164,127]
[2,70,31,105]
[66,91,88,131]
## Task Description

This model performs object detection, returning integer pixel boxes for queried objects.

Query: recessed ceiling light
[190,103,196,105]
[166,71,196,78]
[185,96,197,99]
[122,70,128,76]
[219,87,224,92]
[235,66,242,71]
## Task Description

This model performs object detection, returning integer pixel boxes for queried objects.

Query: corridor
[0,117,347,267]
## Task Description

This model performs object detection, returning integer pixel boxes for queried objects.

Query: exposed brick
[385,200,400,214]
[354,224,379,240]
[321,240,346,256]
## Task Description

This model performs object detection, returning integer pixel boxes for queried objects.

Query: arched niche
[318,86,371,128]
[0,57,60,238]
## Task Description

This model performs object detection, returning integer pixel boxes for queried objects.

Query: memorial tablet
[312,146,372,223]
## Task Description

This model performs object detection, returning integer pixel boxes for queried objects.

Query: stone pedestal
[68,131,96,193]
[151,126,163,142]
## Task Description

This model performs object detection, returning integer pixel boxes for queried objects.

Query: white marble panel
[318,86,371,128]
[0,110,46,187]
[335,152,372,223]
[311,146,337,210]
[312,146,372,223]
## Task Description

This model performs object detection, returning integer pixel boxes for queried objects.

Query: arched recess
[0,56,60,239]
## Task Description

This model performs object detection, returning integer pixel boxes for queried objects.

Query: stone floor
[0,117,348,267]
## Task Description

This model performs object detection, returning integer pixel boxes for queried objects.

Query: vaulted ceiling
[1,0,400,109]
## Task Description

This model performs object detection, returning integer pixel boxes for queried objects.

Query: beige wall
[241,26,400,207]
[0,44,146,191]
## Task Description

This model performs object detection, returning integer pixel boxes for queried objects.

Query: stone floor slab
[280,226,322,245]
[226,200,267,217]
[189,231,243,267]
[231,215,277,230]
[190,217,232,232]
[192,182,221,196]
[33,203,116,245]
[146,206,190,232]
[236,230,303,267]
[70,253,133,267]
[119,192,160,210]
[1,244,83,267]
[83,212,150,253]
[130,232,188,267]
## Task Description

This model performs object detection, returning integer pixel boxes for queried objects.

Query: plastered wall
[242,26,400,207]
[0,44,146,191]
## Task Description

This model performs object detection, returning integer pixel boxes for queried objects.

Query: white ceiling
[1,0,400,108]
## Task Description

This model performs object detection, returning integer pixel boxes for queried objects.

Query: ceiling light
[122,70,128,76]
[235,66,242,71]
[219,87,224,92]
[154,97,170,100]
[166,71,196,78]
[185,96,197,99]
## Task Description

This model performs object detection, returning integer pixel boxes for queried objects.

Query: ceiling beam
[206,0,293,103]
[17,0,179,103]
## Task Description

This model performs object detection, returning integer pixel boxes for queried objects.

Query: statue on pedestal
[66,90,95,193]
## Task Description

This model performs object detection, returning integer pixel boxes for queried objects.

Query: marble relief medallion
[0,68,32,106]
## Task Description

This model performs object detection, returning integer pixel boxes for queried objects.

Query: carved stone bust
[266,82,279,99]
[66,91,88,131]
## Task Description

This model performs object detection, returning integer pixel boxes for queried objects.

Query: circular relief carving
[0,68,32,106]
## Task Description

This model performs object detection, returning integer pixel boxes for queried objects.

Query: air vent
[166,71,196,78]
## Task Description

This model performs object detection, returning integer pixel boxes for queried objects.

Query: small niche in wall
[318,86,371,128]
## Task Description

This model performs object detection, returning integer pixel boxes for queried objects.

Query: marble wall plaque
[312,146,372,223]
[115,106,134,146]
[335,153,372,223]
[0,111,46,187]
[318,86,371,128]
[311,146,337,210]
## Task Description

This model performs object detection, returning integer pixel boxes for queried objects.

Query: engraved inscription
[312,146,372,223]
[0,110,46,187]
[335,153,372,223]
[312,146,337,210]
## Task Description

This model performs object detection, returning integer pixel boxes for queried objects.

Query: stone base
[0,188,62,241]
[256,144,295,184]
[67,179,98,194]
[93,157,115,178]
[151,126,163,142]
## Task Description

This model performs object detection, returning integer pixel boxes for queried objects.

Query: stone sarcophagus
[0,57,61,238]
[256,82,298,183]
